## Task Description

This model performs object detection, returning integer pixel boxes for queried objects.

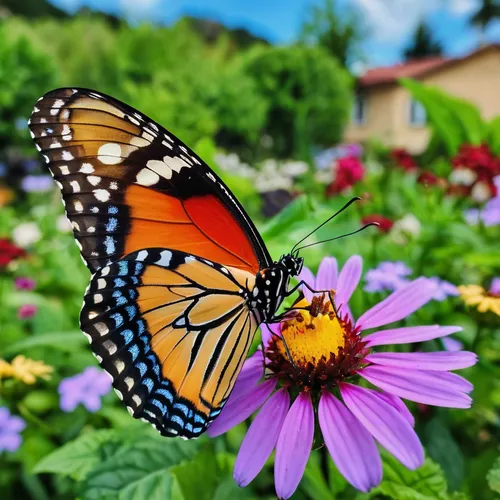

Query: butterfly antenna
[291,197,361,255]
[294,222,379,253]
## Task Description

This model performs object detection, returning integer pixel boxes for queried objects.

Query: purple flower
[0,407,26,452]
[208,256,477,497]
[490,277,500,296]
[424,277,459,301]
[21,175,53,193]
[17,304,37,319]
[364,260,412,292]
[58,367,112,412]
[15,277,36,291]
[442,337,463,351]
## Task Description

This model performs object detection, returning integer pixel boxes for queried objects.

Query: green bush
[241,45,353,160]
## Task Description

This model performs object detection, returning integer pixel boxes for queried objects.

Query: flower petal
[363,325,461,347]
[207,379,276,437]
[372,391,415,427]
[356,277,435,331]
[358,365,473,408]
[340,383,424,470]
[5,415,26,433]
[275,392,314,499]
[225,351,265,407]
[298,266,316,302]
[234,388,290,487]
[318,391,382,492]
[365,351,477,371]
[316,257,338,291]
[261,323,281,345]
[335,255,362,307]
[442,336,463,352]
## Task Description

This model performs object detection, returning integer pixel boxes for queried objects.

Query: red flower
[326,156,365,196]
[391,148,418,172]
[0,238,26,269]
[450,144,500,200]
[361,214,394,233]
[417,171,445,187]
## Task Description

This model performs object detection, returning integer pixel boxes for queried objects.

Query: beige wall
[345,48,500,153]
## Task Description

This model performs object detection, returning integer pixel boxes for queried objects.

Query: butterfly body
[28,88,303,438]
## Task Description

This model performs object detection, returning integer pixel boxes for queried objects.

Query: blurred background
[1,0,500,499]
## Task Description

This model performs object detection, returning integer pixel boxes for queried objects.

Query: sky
[49,0,500,67]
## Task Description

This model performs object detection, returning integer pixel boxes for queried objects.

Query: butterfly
[28,88,306,439]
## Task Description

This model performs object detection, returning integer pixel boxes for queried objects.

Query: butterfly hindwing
[28,88,271,274]
[80,248,259,438]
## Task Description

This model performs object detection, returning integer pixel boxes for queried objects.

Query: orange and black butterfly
[28,88,305,438]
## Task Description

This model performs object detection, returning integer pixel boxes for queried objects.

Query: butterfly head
[278,253,303,277]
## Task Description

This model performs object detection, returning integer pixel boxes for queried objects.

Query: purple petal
[275,392,314,499]
[340,383,424,470]
[261,323,280,346]
[229,351,265,405]
[358,365,473,408]
[356,277,435,331]
[372,392,415,427]
[0,433,22,452]
[298,266,316,302]
[316,257,338,291]
[335,255,362,307]
[442,337,463,352]
[363,325,462,347]
[365,351,477,371]
[234,388,290,487]
[207,379,276,437]
[5,415,26,433]
[59,393,80,412]
[318,391,382,492]
[82,394,102,413]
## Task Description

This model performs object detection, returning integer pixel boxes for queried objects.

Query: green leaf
[302,451,336,500]
[80,434,200,500]
[424,418,465,491]
[4,331,85,356]
[487,456,500,494]
[34,429,119,480]
[373,454,448,500]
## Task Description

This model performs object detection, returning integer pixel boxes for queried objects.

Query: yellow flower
[0,355,53,384]
[0,359,15,379]
[458,284,500,316]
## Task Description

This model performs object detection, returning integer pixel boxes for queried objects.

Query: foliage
[299,0,365,67]
[241,45,352,160]
[403,21,443,60]
[470,0,500,31]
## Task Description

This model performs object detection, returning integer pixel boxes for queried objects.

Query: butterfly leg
[285,281,341,317]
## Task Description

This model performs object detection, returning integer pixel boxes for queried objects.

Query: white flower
[314,169,334,184]
[390,214,421,245]
[281,161,308,178]
[12,222,42,248]
[471,181,492,203]
[56,215,73,233]
[449,168,477,186]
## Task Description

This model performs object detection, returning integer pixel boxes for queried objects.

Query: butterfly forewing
[28,88,271,274]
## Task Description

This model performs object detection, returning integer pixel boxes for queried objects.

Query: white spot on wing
[136,250,148,261]
[80,163,94,174]
[95,322,109,335]
[157,250,172,266]
[88,176,101,186]
[62,151,74,161]
[136,168,160,186]
[74,200,84,212]
[93,189,110,202]
[97,143,122,165]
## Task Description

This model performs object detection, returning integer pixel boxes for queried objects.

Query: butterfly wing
[81,248,259,438]
[28,88,271,274]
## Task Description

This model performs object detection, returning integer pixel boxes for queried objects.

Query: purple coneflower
[17,304,37,320]
[207,256,477,498]
[58,366,112,412]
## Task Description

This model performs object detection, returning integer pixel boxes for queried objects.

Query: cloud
[352,0,438,42]
[447,0,480,15]
[120,0,163,21]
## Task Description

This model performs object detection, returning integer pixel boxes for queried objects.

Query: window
[409,98,426,126]
[352,93,367,125]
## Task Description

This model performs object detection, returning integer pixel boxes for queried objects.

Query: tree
[403,21,443,60]
[471,0,500,42]
[299,0,365,67]
[241,45,352,160]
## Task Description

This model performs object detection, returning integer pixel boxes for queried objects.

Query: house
[344,44,500,153]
